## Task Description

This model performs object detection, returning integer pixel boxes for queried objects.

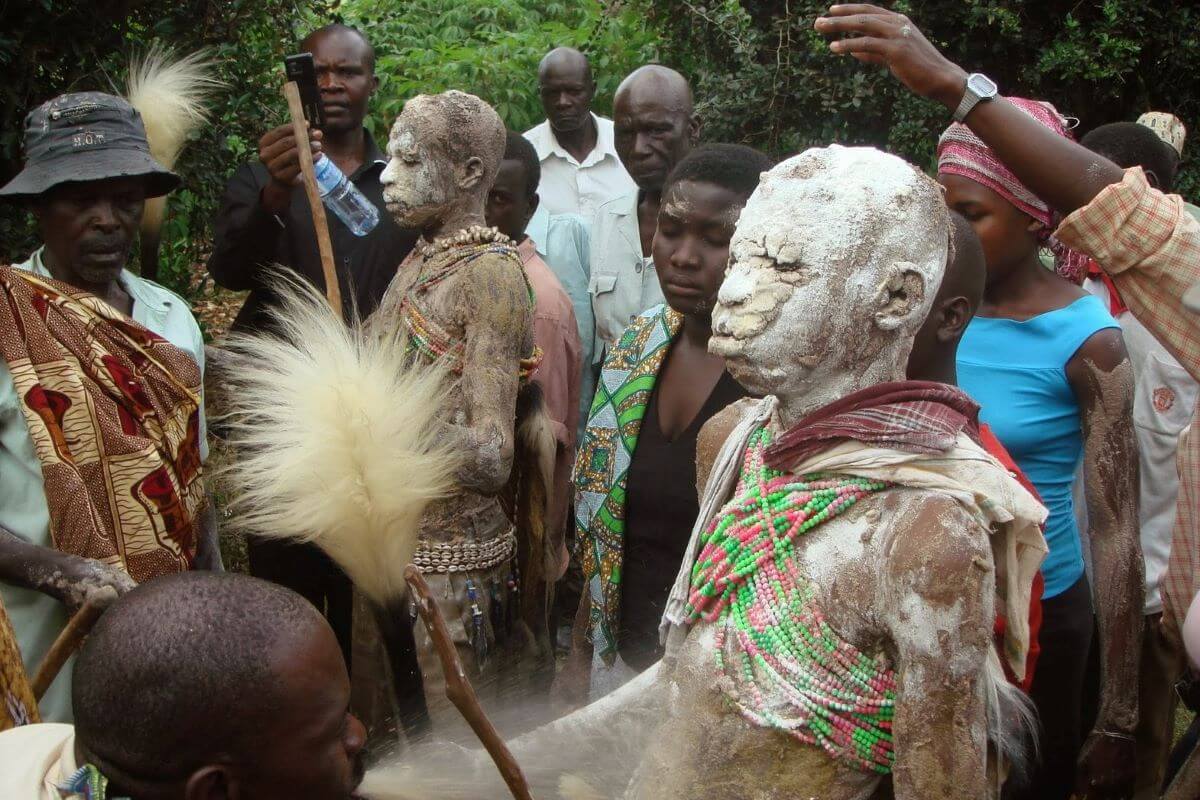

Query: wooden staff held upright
[282,81,343,319]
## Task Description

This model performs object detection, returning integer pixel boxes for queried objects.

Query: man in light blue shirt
[0,92,214,725]
[589,66,697,348]
[525,203,595,438]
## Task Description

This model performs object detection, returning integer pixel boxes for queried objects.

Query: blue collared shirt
[526,204,595,441]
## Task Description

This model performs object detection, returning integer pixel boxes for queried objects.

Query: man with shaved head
[524,47,634,219]
[0,572,368,799]
[590,65,699,346]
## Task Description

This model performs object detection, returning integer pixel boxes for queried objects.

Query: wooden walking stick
[403,564,535,800]
[282,80,343,318]
[31,595,106,701]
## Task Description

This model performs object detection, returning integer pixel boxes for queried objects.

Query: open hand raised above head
[814,4,969,110]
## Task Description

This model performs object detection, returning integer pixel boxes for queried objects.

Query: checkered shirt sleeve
[1165,417,1200,638]
[1056,167,1200,637]
[1056,167,1200,383]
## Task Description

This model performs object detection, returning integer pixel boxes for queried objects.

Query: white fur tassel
[125,45,223,169]
[125,45,223,242]
[983,646,1040,792]
[215,273,461,605]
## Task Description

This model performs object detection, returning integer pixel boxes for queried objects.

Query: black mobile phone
[284,52,324,128]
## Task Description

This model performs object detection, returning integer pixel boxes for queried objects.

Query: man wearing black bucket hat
[0,91,215,725]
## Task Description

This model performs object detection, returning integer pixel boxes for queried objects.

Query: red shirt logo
[1154,386,1176,413]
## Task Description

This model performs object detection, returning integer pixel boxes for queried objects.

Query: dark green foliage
[3,0,1196,302]
[335,0,660,142]
[637,0,1200,197]
[0,0,654,299]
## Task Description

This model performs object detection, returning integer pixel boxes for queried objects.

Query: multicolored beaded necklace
[685,424,898,774]
[399,228,541,379]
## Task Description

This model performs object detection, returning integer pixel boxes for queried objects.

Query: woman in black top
[563,144,772,700]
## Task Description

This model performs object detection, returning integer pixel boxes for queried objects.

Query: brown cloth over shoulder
[0,266,204,580]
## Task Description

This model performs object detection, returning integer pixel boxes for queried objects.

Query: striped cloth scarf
[937,96,1092,284]
[764,380,981,470]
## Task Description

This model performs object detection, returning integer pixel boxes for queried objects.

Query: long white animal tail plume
[124,45,223,241]
[126,44,222,168]
[983,646,1039,792]
[215,272,461,605]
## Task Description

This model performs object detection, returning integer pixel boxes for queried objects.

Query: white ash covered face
[379,91,505,231]
[380,109,454,229]
[709,145,949,399]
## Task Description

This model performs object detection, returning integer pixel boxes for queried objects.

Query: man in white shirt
[524,47,635,219]
[588,65,698,348]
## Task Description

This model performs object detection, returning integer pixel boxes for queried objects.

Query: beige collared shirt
[588,191,665,350]
[524,113,636,219]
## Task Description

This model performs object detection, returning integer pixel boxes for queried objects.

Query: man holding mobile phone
[208,24,417,333]
[207,24,417,674]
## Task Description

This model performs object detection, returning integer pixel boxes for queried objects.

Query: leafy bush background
[640,0,1199,198]
[0,0,326,293]
[338,0,660,146]
[1,0,1197,303]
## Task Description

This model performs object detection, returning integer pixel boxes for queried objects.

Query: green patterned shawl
[573,304,682,661]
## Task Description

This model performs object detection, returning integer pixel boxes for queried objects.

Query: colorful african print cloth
[574,303,682,660]
[0,596,37,731]
[0,266,204,581]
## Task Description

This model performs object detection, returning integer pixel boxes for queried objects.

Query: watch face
[967,73,998,98]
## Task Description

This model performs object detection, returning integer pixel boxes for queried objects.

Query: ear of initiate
[459,156,485,191]
[874,265,926,332]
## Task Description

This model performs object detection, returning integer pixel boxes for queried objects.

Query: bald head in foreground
[0,572,368,800]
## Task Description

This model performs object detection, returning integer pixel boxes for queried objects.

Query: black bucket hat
[0,92,179,200]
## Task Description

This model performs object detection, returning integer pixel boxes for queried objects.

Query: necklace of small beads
[686,424,897,774]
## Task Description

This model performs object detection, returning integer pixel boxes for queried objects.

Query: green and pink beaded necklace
[685,424,897,774]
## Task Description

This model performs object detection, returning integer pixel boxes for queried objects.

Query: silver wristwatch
[952,73,999,123]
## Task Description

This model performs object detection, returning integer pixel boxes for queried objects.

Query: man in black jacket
[208,23,416,331]
[207,23,417,665]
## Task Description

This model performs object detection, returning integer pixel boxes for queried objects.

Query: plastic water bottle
[312,155,379,236]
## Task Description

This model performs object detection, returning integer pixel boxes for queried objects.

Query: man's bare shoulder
[879,491,993,598]
[698,397,759,460]
[456,249,533,320]
[695,397,761,495]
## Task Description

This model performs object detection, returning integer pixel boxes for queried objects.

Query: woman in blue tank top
[939,98,1139,800]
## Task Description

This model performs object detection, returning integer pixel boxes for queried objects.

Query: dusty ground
[188,261,244,340]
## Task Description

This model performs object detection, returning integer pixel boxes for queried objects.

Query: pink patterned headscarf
[937,97,1090,284]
